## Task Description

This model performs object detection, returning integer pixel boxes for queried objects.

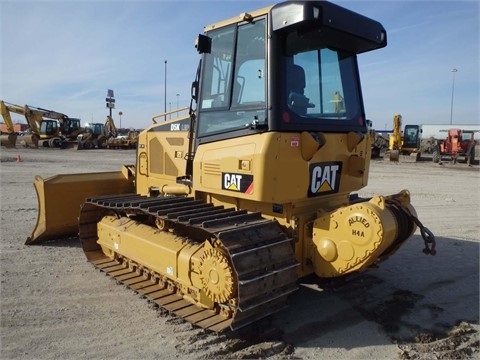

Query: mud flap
[26,166,135,245]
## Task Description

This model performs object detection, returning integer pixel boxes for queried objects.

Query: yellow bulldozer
[27,1,435,332]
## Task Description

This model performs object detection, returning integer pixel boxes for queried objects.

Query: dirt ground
[1,147,479,360]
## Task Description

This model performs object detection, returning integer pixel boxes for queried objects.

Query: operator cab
[194,1,386,146]
[403,124,422,149]
[84,123,104,135]
[39,120,59,136]
[61,118,81,135]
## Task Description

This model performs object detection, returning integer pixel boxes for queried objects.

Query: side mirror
[195,34,211,54]
[191,81,198,101]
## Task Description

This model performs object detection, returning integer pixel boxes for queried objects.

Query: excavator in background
[27,1,435,332]
[387,114,422,162]
[432,128,476,165]
[103,105,192,150]
[77,116,118,149]
[0,100,82,148]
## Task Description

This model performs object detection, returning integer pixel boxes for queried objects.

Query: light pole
[118,111,123,129]
[450,68,458,125]
[176,93,180,116]
[164,60,167,121]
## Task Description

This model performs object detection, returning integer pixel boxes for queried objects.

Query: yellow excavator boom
[0,100,19,148]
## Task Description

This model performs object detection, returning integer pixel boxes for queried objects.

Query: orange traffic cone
[16,154,22,162]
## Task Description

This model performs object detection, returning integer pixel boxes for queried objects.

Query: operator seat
[288,64,306,94]
[287,64,309,115]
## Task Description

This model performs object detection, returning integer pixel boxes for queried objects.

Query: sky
[1,0,478,130]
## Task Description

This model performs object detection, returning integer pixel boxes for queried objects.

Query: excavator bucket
[20,134,39,148]
[388,150,421,162]
[27,166,135,245]
[0,133,17,148]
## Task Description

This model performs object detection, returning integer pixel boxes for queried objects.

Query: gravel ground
[1,146,479,359]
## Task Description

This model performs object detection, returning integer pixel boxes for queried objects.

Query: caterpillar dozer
[27,1,435,332]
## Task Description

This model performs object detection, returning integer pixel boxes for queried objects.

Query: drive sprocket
[199,248,235,303]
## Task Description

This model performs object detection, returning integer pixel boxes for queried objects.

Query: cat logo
[308,162,342,197]
[222,173,254,194]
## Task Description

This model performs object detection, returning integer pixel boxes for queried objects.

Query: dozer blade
[27,168,135,245]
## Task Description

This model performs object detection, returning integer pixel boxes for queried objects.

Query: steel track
[78,194,299,332]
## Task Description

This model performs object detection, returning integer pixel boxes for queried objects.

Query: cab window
[198,19,266,138]
[286,49,351,119]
